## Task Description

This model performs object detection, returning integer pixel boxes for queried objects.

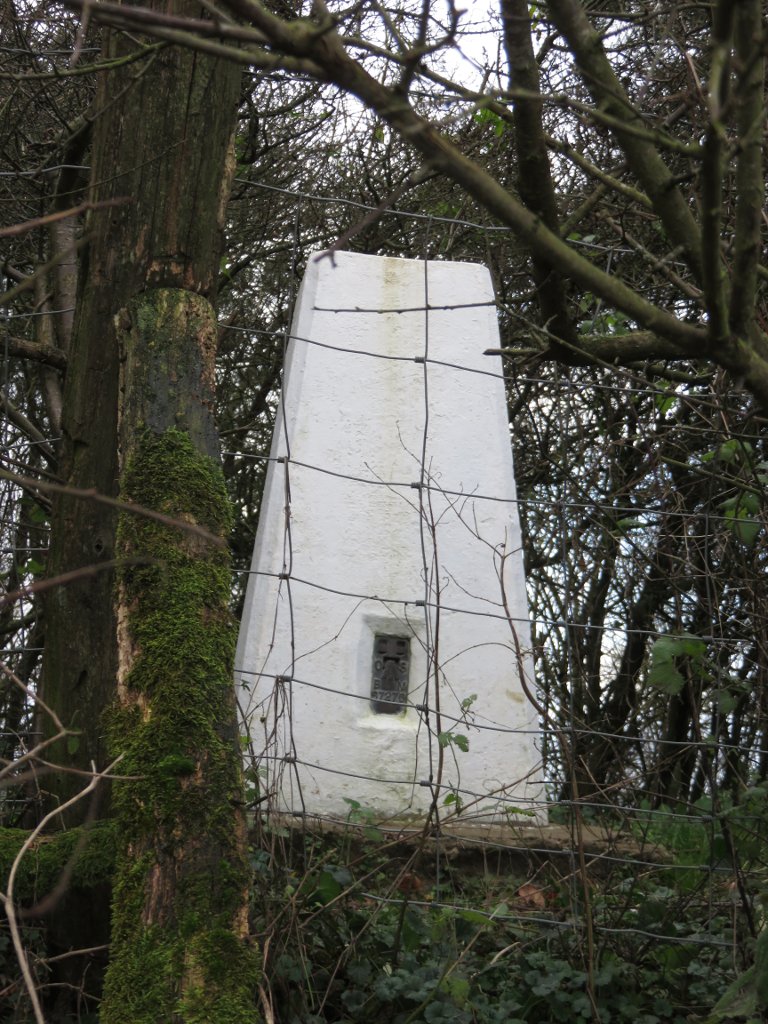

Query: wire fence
[1,202,767,1019]
[217,243,767,1020]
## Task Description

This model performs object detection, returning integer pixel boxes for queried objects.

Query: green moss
[119,427,233,536]
[101,924,258,1024]
[101,428,259,1024]
[110,430,239,830]
[157,753,197,776]
[177,928,260,1024]
[0,821,117,901]
[103,926,181,1021]
[118,288,223,463]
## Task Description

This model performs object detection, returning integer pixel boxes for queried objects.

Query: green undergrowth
[3,794,767,1022]
[249,802,768,1024]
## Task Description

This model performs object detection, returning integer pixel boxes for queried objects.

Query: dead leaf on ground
[517,882,548,909]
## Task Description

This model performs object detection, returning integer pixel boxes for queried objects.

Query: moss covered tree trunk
[42,3,257,1019]
[105,310,257,1021]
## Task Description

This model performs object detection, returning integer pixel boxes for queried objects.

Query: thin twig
[0,468,227,549]
[0,197,129,239]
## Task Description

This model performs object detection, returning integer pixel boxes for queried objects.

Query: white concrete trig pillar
[236,252,545,825]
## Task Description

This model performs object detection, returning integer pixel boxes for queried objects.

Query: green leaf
[706,964,757,1022]
[716,689,739,715]
[715,438,752,464]
[741,492,760,514]
[647,663,686,695]
[505,805,536,818]
[28,504,48,525]
[718,439,740,462]
[441,974,470,1006]
[724,507,761,546]
[437,732,469,753]
[444,790,464,815]
[754,927,768,1009]
[400,911,423,953]
[654,634,705,661]
[473,107,505,137]
[647,634,706,694]
[459,908,491,925]
[615,517,643,533]
[655,392,676,416]
[328,864,353,886]
[304,869,342,905]
[346,961,373,985]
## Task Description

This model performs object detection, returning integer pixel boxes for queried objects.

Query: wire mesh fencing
[1,219,766,1020]
[222,244,767,1022]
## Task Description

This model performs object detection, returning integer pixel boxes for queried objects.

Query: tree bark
[43,0,237,804]
[41,2,257,1018]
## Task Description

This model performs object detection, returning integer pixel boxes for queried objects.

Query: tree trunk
[41,3,257,1018]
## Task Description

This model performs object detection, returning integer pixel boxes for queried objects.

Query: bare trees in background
[210,0,768,806]
[2,0,768,1019]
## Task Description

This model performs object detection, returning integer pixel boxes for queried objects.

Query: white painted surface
[236,252,546,824]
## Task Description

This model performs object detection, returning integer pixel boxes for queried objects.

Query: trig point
[236,252,545,825]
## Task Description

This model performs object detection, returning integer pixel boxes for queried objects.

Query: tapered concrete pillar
[236,252,545,823]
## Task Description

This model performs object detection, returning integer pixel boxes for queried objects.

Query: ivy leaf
[303,869,342,905]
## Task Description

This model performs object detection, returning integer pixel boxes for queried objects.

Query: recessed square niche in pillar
[235,252,546,824]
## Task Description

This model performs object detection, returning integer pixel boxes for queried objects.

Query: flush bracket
[371,634,410,714]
